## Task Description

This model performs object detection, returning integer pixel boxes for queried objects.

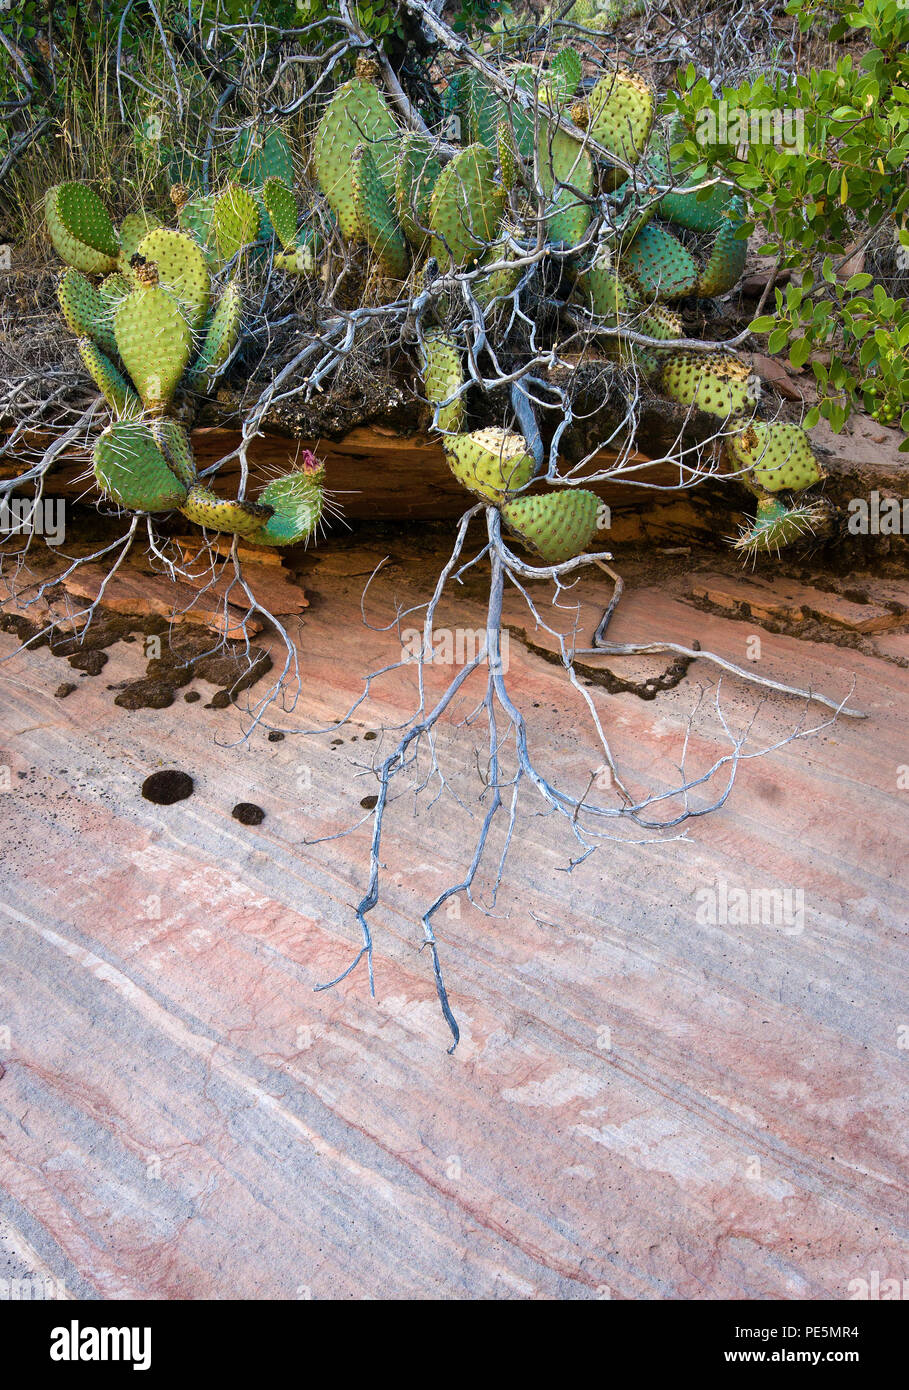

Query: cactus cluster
[442,421,599,564]
[419,338,599,563]
[294,56,824,562]
[44,47,827,561]
[45,181,324,545]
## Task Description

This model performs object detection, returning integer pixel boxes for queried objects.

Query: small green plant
[664,0,909,445]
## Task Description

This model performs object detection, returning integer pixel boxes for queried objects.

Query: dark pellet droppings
[360,795,378,810]
[54,683,77,699]
[232,802,265,826]
[141,770,194,805]
[184,691,201,703]
[267,731,284,742]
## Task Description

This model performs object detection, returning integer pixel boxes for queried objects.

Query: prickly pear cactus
[661,352,759,419]
[45,183,119,275]
[428,144,505,269]
[44,182,329,547]
[394,135,442,249]
[78,338,141,418]
[213,184,261,265]
[728,422,824,494]
[588,69,655,176]
[113,276,194,414]
[134,227,211,329]
[93,421,189,512]
[183,283,243,394]
[444,428,536,504]
[624,224,700,301]
[41,44,837,565]
[312,68,399,239]
[244,454,327,547]
[734,497,829,556]
[501,489,601,565]
[262,176,299,253]
[180,486,275,538]
[57,268,119,359]
[351,143,410,280]
[420,331,466,434]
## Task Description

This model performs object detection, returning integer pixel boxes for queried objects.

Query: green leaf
[844,272,873,290]
[789,336,812,369]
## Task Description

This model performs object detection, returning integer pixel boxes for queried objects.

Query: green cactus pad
[246,464,326,547]
[501,488,600,565]
[496,119,519,193]
[429,144,506,269]
[394,135,442,248]
[313,77,399,239]
[575,258,641,324]
[118,210,162,271]
[626,304,684,379]
[135,227,211,330]
[443,427,535,503]
[57,268,118,357]
[734,497,827,555]
[274,239,319,275]
[602,176,659,245]
[661,350,759,418]
[45,185,118,275]
[180,485,273,537]
[420,330,465,434]
[214,185,261,265]
[624,223,699,299]
[99,272,133,307]
[149,418,197,488]
[638,303,684,340]
[77,338,141,417]
[549,47,582,101]
[351,144,409,280]
[230,127,295,188]
[262,176,298,250]
[114,285,193,413]
[658,180,733,236]
[539,121,594,247]
[184,282,243,393]
[696,213,748,298]
[458,69,503,151]
[93,421,188,512]
[472,232,524,316]
[177,193,220,269]
[728,422,823,493]
[588,69,654,177]
[54,183,119,258]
